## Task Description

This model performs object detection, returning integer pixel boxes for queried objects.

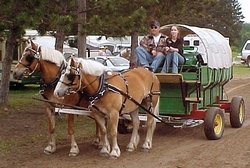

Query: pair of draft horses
[13,41,160,159]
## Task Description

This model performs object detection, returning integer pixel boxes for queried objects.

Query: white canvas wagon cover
[160,24,232,69]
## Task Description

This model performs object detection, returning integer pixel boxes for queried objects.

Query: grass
[0,84,96,156]
[233,64,250,78]
[232,51,250,78]
[8,84,44,108]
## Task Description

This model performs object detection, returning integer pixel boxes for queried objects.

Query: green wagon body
[129,24,245,140]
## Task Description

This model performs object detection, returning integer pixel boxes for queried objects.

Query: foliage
[0,0,47,106]
[0,0,46,37]
[36,0,77,36]
[237,23,250,50]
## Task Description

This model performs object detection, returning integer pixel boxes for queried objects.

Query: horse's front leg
[92,117,108,149]
[44,104,56,154]
[92,111,110,157]
[126,110,140,152]
[109,111,121,159]
[67,114,79,156]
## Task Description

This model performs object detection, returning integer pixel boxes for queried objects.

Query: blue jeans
[135,46,165,72]
[161,52,185,73]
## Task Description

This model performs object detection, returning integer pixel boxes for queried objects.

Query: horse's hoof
[99,152,109,157]
[126,148,134,152]
[69,152,78,157]
[69,147,79,157]
[92,141,99,147]
[98,145,103,150]
[44,150,52,155]
[44,145,56,155]
[141,148,150,152]
[109,155,118,160]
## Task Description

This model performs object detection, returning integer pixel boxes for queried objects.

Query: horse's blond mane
[40,46,65,67]
[26,44,65,67]
[72,57,112,76]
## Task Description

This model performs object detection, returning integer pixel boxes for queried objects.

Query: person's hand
[169,47,178,52]
[152,49,157,56]
[165,46,170,52]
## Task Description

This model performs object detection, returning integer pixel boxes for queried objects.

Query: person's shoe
[143,65,153,71]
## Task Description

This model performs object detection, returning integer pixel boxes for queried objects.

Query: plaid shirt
[139,33,168,55]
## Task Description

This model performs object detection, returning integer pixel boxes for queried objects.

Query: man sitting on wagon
[135,20,168,72]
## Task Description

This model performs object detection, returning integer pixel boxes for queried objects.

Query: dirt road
[1,77,250,168]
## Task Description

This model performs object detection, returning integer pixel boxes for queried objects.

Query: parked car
[239,40,250,67]
[88,56,130,71]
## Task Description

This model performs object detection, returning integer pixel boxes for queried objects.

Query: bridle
[18,46,41,76]
[59,63,104,98]
[59,62,83,94]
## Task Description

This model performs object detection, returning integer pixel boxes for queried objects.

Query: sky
[238,0,250,23]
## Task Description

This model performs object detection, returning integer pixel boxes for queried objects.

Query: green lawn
[232,51,250,78]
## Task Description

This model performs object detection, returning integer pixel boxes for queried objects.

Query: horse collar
[83,73,109,101]
[40,62,66,89]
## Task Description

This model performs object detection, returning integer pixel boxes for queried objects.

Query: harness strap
[82,73,109,101]
[40,62,66,90]
[107,84,170,125]
[117,73,129,114]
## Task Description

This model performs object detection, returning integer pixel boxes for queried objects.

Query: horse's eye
[26,54,35,63]
[67,73,75,81]
[61,69,66,74]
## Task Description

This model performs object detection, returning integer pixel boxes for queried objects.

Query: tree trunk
[77,0,87,58]
[130,31,138,68]
[55,25,65,53]
[0,29,16,106]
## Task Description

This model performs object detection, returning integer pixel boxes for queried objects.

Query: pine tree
[0,0,45,105]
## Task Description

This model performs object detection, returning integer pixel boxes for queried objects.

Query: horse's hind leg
[126,110,140,152]
[44,104,57,154]
[67,114,79,156]
[142,97,158,151]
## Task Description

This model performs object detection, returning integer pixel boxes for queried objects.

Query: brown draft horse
[54,56,160,159]
[13,41,101,156]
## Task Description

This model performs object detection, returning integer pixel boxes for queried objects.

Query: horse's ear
[69,56,75,66]
[30,40,37,50]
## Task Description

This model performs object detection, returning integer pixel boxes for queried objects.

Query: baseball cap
[150,20,160,27]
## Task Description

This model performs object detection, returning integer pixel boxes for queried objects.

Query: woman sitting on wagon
[161,25,185,73]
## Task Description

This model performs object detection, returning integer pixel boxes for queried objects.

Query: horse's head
[54,56,81,98]
[13,40,41,80]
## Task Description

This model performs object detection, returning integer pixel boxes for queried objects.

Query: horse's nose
[13,71,18,79]
[54,90,65,99]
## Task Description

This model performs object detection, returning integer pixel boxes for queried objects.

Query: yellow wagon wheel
[230,96,245,128]
[204,107,225,140]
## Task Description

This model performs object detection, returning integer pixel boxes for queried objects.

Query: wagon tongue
[173,119,204,128]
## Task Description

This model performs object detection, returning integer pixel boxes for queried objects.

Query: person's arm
[169,38,183,55]
[140,35,155,54]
